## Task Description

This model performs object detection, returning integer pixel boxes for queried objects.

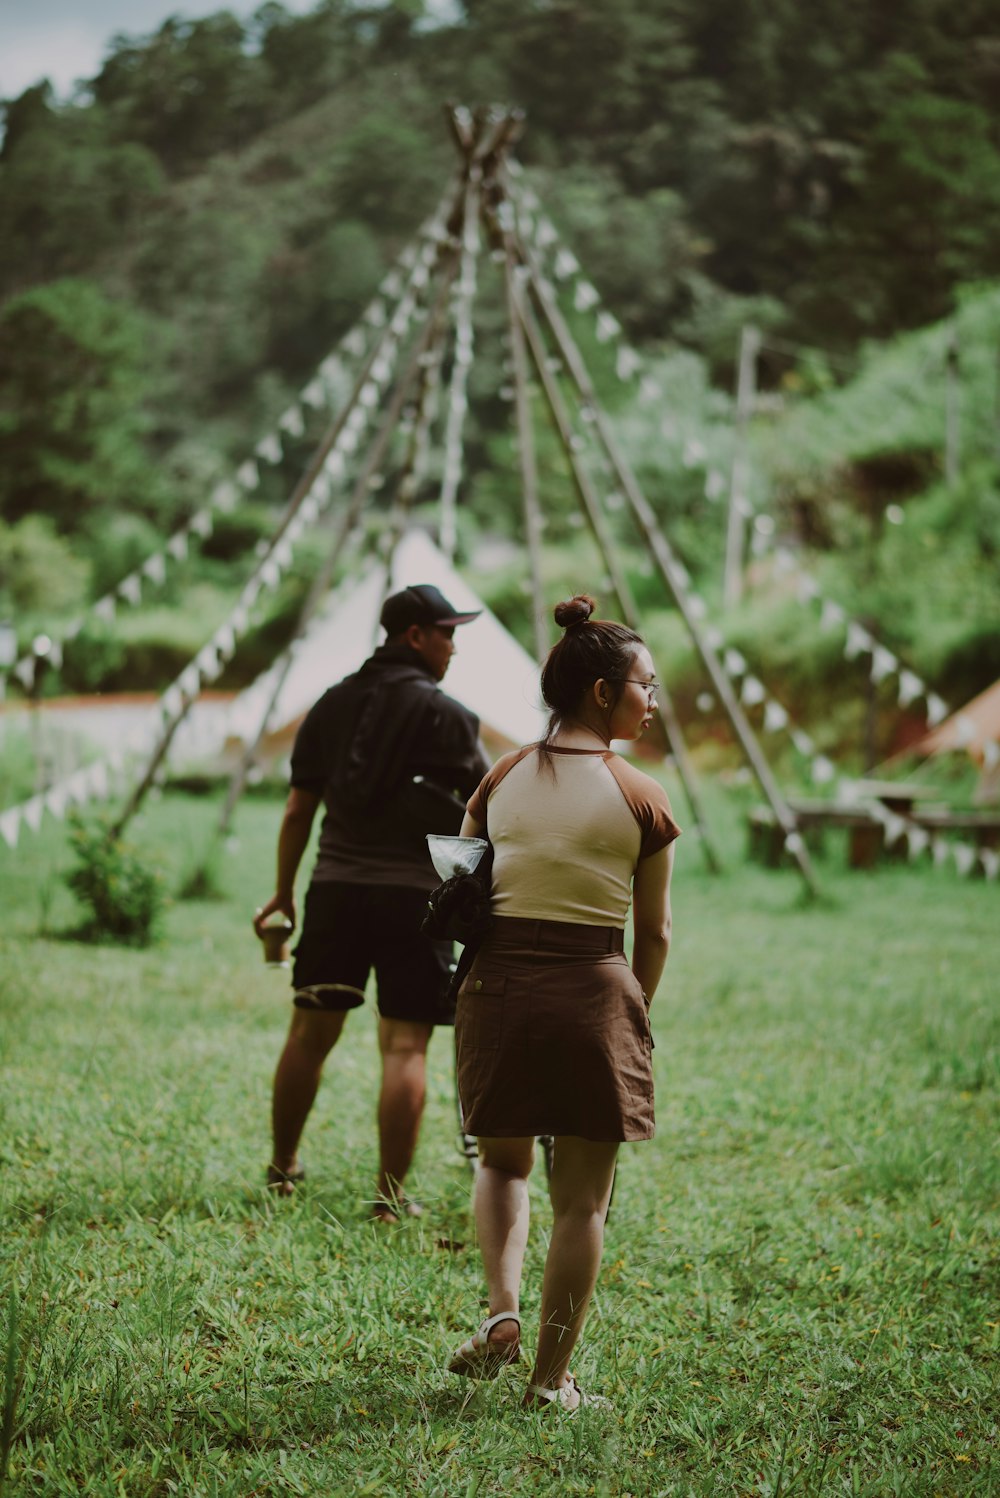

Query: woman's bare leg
[472,1136,535,1351]
[531,1136,619,1391]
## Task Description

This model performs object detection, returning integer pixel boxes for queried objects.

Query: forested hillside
[1,0,999,747]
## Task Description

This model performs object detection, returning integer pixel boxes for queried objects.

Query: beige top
[466,745,681,927]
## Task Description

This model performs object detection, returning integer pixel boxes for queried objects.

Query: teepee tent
[225,528,547,764]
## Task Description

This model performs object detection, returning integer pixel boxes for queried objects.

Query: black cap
[380,583,481,636]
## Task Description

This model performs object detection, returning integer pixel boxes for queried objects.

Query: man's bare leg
[375,1016,433,1214]
[270,1008,348,1191]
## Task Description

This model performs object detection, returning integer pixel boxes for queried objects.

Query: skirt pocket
[457,972,506,1051]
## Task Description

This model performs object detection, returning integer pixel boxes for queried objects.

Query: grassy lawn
[0,784,996,1496]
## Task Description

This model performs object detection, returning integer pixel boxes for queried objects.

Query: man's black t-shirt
[290,643,489,891]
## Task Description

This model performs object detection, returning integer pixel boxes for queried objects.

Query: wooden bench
[748,800,1000,871]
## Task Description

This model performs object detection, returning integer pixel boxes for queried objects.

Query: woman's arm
[460,810,485,838]
[631,842,674,1004]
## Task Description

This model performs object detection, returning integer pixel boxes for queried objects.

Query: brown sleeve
[604,755,682,858]
[466,744,537,826]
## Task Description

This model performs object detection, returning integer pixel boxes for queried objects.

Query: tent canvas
[225,528,548,760]
[905,677,1000,763]
[902,677,1000,803]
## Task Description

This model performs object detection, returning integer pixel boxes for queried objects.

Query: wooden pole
[724,324,760,611]
[511,227,819,896]
[213,245,464,841]
[945,325,960,486]
[509,267,724,873]
[503,256,549,661]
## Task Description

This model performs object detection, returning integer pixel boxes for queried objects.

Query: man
[253,582,489,1218]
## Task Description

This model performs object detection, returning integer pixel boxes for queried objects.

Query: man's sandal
[447,1311,521,1378]
[523,1375,611,1412]
[266,1164,305,1196]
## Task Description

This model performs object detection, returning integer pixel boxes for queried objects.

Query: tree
[0,280,165,531]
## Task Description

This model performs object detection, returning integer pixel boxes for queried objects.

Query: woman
[446,595,679,1411]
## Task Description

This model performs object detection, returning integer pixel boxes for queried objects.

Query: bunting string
[509,175,963,748]
[0,202,451,707]
[0,214,452,850]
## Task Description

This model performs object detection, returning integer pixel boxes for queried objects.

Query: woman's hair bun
[553,594,596,630]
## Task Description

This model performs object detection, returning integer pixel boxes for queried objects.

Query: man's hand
[253,895,295,938]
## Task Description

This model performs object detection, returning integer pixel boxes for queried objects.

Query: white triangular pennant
[595,311,621,343]
[13,658,35,689]
[236,459,259,491]
[0,807,20,848]
[907,826,930,859]
[573,281,600,312]
[343,327,367,358]
[932,838,950,867]
[45,783,70,820]
[954,843,977,877]
[118,573,142,606]
[142,551,167,585]
[195,645,221,683]
[93,596,116,624]
[811,756,836,785]
[22,795,45,832]
[897,669,923,707]
[953,714,977,748]
[819,599,845,631]
[926,693,949,726]
[639,375,660,405]
[616,346,642,381]
[279,405,305,438]
[724,649,747,678]
[178,664,201,698]
[553,247,579,280]
[161,685,183,719]
[301,378,326,408]
[883,812,907,847]
[870,645,898,683]
[214,623,236,661]
[844,621,873,659]
[980,848,999,881]
[982,739,1000,770]
[255,432,282,465]
[167,532,189,562]
[188,509,213,539]
[211,480,239,512]
[763,700,789,733]
[740,676,766,708]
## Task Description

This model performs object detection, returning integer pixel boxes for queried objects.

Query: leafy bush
[64,815,167,945]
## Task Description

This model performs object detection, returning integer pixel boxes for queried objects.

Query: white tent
[225,528,548,758]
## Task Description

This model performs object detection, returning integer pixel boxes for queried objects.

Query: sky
[0,0,318,101]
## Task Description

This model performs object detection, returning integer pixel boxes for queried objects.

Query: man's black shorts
[291,882,455,1025]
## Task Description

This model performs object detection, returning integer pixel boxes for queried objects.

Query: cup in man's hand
[258,916,294,967]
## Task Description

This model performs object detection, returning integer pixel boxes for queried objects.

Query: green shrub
[64,815,167,945]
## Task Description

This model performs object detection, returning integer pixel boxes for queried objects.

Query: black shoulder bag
[421,839,494,998]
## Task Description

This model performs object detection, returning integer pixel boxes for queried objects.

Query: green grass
[0,786,997,1496]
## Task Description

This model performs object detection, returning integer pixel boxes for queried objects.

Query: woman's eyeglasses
[613,679,660,700]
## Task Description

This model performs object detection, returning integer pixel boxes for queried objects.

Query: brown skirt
[455,916,654,1143]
